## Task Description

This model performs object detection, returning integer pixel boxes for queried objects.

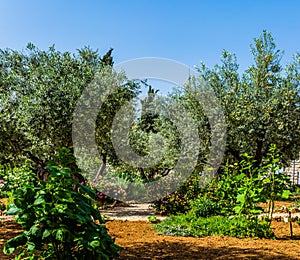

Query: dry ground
[106,220,300,259]
[1,200,300,259]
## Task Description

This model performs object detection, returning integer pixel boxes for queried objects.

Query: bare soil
[106,220,300,259]
[1,201,300,259]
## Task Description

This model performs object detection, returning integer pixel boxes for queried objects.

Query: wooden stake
[289,211,293,238]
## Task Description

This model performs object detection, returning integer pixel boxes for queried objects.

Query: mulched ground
[1,200,300,259]
[0,220,23,260]
[106,220,300,259]
[1,219,300,259]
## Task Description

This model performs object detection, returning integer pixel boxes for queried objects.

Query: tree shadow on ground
[277,235,300,240]
[118,241,299,260]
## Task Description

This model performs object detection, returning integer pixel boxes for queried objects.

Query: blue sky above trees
[0,0,299,76]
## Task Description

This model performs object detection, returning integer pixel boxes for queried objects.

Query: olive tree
[0,44,139,180]
[195,31,300,167]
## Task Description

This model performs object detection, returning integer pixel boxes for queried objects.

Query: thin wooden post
[289,211,293,238]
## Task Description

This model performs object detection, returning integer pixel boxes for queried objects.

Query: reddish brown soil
[106,220,300,259]
[1,220,300,259]
[0,221,23,259]
[1,200,300,259]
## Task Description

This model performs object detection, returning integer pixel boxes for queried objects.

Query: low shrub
[150,172,203,215]
[154,214,274,238]
[190,196,221,218]
[202,147,291,218]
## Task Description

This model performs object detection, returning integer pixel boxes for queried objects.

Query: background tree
[0,44,139,180]
[195,30,300,168]
[93,76,140,180]
[130,86,181,180]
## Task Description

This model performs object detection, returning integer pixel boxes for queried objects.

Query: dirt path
[100,203,167,221]
[99,201,300,222]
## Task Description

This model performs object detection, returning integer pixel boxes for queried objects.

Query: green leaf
[28,225,39,236]
[5,204,20,215]
[236,173,246,181]
[250,208,263,214]
[236,194,246,203]
[89,240,100,248]
[42,229,51,239]
[281,189,291,199]
[27,242,35,251]
[33,196,45,205]
[55,229,64,241]
[233,205,242,214]
[4,233,27,254]
[262,177,271,184]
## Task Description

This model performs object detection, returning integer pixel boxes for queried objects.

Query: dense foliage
[196,30,300,166]
[0,30,299,245]
[4,148,121,259]
[150,172,202,215]
[0,44,139,181]
[0,45,96,169]
[153,145,291,238]
[155,214,274,238]
[0,163,38,198]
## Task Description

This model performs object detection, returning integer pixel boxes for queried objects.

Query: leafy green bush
[204,162,265,216]
[203,146,291,218]
[4,148,121,260]
[190,197,221,218]
[0,163,38,198]
[150,172,203,215]
[153,145,290,240]
[152,145,291,217]
[154,214,274,238]
[147,216,159,223]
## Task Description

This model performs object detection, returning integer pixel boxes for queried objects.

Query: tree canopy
[1,31,299,182]
[0,44,139,179]
[195,30,300,167]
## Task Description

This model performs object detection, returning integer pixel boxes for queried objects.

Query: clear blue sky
[0,0,299,73]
